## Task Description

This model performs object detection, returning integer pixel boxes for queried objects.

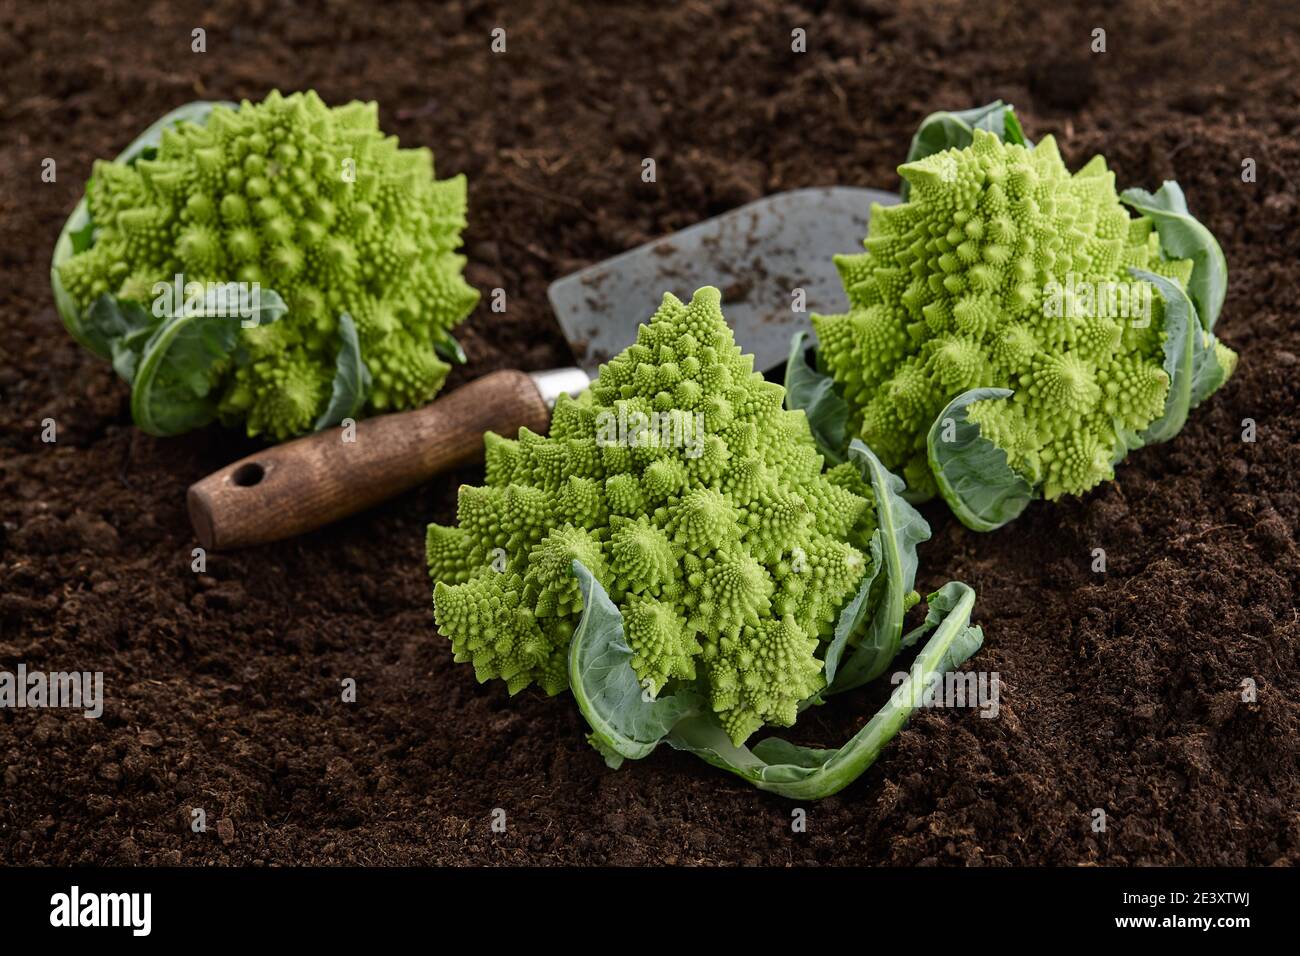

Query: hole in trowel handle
[231,462,266,487]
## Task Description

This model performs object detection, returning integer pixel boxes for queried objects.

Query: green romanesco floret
[429,287,877,744]
[813,128,1237,500]
[56,90,479,440]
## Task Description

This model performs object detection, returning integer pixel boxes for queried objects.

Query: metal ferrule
[528,366,592,407]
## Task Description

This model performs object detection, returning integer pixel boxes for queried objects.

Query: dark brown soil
[2,0,1298,866]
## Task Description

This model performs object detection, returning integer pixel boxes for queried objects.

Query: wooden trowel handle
[187,369,553,551]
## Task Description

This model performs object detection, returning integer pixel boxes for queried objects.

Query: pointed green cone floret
[429,287,878,743]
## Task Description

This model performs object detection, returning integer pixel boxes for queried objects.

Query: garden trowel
[187,186,900,549]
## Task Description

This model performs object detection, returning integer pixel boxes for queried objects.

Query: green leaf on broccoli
[313,313,373,431]
[927,387,1036,532]
[820,530,883,690]
[568,560,705,768]
[1121,182,1228,330]
[130,288,287,437]
[433,331,469,366]
[1127,267,1235,450]
[900,579,978,650]
[666,583,983,799]
[784,330,849,464]
[829,439,929,694]
[900,100,1030,199]
[83,295,158,383]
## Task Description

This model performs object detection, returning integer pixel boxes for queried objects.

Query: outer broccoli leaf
[899,579,976,650]
[1135,268,1197,446]
[927,387,1037,532]
[666,582,982,799]
[567,560,704,769]
[1128,268,1231,450]
[130,289,287,437]
[83,295,159,383]
[1121,182,1227,330]
[820,530,883,689]
[900,101,1031,199]
[50,101,237,358]
[313,313,373,431]
[52,217,104,358]
[828,440,930,694]
[750,737,838,769]
[1002,109,1030,147]
[1189,334,1235,408]
[432,330,468,365]
[784,331,849,464]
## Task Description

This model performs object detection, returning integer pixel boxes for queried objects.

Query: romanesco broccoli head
[429,287,878,744]
[56,90,479,440]
[813,128,1236,500]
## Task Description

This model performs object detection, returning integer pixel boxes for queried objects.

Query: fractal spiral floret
[813,128,1237,500]
[56,90,479,439]
[429,287,880,745]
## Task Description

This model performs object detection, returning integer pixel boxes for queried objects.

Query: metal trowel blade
[547,186,900,375]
